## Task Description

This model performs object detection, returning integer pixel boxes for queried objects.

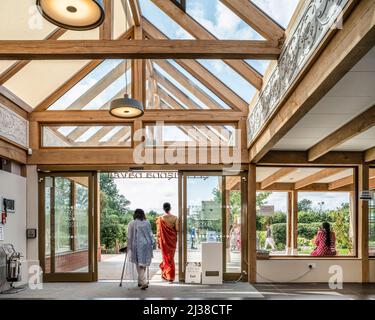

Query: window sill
[260,256,359,260]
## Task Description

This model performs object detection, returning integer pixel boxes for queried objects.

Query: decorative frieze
[247,0,350,147]
[0,103,28,148]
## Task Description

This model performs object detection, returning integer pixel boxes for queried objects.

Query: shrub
[257,231,266,249]
[271,223,286,249]
[297,223,321,240]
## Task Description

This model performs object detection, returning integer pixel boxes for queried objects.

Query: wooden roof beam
[260,167,297,189]
[142,19,248,111]
[128,0,142,26]
[30,109,244,123]
[0,28,66,85]
[219,0,285,42]
[153,59,226,110]
[328,175,353,190]
[308,105,375,161]
[294,168,346,190]
[100,0,114,40]
[149,0,264,89]
[66,60,129,110]
[154,71,201,109]
[33,26,134,112]
[0,39,280,60]
[248,1,375,163]
[365,146,375,163]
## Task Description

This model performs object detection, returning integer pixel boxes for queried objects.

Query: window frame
[256,165,358,259]
[39,122,134,149]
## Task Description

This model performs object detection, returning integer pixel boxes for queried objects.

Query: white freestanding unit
[201,242,222,284]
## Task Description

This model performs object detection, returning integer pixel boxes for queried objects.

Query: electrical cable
[256,269,312,283]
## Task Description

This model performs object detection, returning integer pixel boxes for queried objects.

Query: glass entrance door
[39,172,97,281]
[179,172,247,281]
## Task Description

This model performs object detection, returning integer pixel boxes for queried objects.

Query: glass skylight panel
[186,0,264,40]
[42,125,132,147]
[154,63,208,109]
[246,60,270,76]
[168,60,230,109]
[140,0,193,39]
[48,60,131,110]
[48,60,123,110]
[198,60,255,102]
[251,0,299,29]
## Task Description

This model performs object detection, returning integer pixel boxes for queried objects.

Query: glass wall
[297,192,353,256]
[185,176,223,263]
[225,176,242,273]
[42,124,132,148]
[256,192,288,255]
[44,175,90,275]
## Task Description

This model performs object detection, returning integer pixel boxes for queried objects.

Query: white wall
[0,170,27,285]
[257,259,362,283]
[26,166,39,264]
[370,260,375,282]
[26,165,39,265]
[0,170,26,254]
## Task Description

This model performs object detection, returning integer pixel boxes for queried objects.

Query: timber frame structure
[0,0,374,284]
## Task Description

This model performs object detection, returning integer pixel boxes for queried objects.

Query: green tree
[100,173,131,251]
[298,199,313,212]
[331,202,351,250]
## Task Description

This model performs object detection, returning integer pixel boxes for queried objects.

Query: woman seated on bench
[311,222,337,256]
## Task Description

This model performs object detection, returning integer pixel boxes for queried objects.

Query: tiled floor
[1,282,374,300]
[253,283,375,300]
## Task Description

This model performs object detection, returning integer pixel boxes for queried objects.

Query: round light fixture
[36,0,105,31]
[110,94,144,119]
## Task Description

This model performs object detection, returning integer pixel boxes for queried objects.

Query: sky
[115,175,350,214]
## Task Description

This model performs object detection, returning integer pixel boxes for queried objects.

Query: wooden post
[248,164,257,283]
[292,190,298,254]
[358,165,369,283]
[287,191,293,254]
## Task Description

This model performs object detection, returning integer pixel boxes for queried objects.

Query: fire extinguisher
[1,199,6,224]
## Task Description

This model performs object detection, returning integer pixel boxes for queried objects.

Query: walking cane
[119,246,127,287]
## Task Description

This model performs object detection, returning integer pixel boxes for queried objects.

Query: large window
[369,167,375,256]
[144,123,236,147]
[256,192,288,255]
[41,124,132,148]
[256,166,356,257]
[297,192,353,256]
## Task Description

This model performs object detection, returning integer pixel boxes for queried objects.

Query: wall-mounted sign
[108,171,178,180]
[26,229,37,239]
[360,191,374,201]
[3,198,15,213]
[259,205,275,216]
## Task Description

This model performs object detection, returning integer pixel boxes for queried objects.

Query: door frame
[38,171,98,282]
[178,171,248,282]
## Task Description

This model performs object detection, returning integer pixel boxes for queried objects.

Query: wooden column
[287,191,293,254]
[225,189,231,264]
[358,165,369,283]
[132,26,145,106]
[292,190,298,254]
[247,164,257,283]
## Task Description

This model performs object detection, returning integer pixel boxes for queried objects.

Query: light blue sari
[127,219,154,267]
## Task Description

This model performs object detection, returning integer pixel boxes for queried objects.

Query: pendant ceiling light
[109,2,144,119]
[36,0,105,31]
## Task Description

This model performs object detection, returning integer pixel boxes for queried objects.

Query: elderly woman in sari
[127,209,154,290]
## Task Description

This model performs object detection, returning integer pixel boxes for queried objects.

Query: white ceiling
[256,167,354,185]
[273,46,375,151]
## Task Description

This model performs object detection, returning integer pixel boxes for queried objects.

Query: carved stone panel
[247,0,350,147]
[0,103,29,148]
